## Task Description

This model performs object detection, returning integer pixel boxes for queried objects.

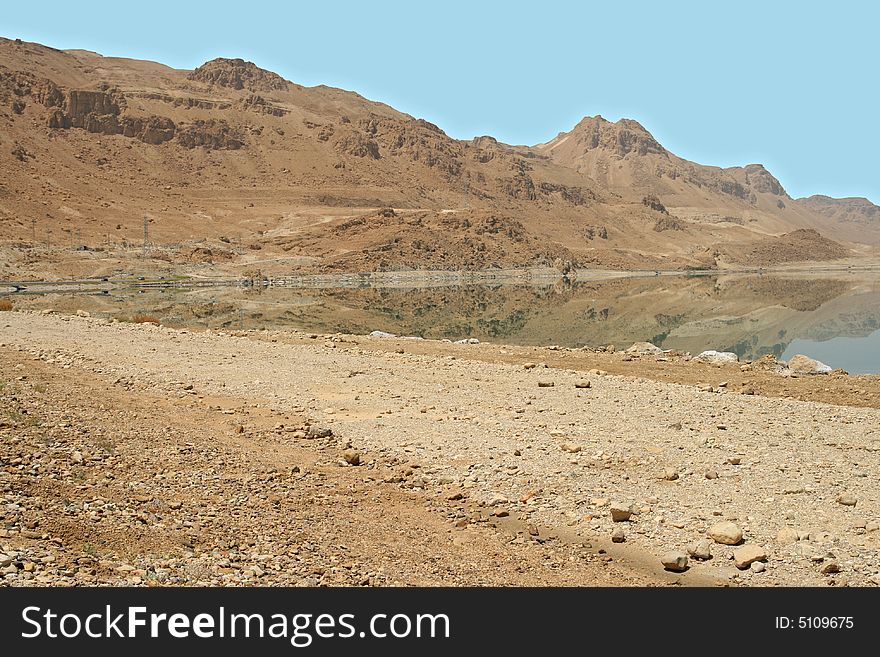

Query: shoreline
[3,260,880,295]
[2,309,879,587]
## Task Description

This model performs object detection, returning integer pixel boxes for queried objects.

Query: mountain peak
[187,57,289,92]
[539,114,665,158]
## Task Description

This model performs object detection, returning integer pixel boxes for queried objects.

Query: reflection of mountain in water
[11,273,880,365]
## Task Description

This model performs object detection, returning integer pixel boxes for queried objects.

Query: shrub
[132,314,160,325]
[0,298,13,311]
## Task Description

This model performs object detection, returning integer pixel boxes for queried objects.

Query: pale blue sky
[3,0,877,202]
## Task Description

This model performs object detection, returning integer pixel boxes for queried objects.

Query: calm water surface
[8,272,880,373]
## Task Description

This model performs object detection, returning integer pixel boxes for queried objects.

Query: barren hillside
[1,37,878,279]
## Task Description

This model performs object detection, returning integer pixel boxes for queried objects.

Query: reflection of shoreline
[5,261,880,295]
[8,273,880,370]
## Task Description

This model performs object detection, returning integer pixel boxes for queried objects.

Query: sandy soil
[2,309,879,587]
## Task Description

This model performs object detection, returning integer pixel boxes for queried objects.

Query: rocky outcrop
[176,119,244,150]
[654,215,685,232]
[235,93,286,116]
[335,131,380,159]
[742,164,787,196]
[43,87,176,144]
[642,194,668,213]
[346,115,463,176]
[0,67,64,108]
[64,89,123,126]
[501,172,537,200]
[187,58,289,92]
[127,91,230,111]
[539,182,596,205]
[120,116,176,144]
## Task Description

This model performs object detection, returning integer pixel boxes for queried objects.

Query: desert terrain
[2,36,880,589]
[1,36,879,282]
[2,309,879,586]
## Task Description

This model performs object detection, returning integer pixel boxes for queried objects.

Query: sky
[3,0,878,202]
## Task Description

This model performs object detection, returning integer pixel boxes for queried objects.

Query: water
[7,271,880,373]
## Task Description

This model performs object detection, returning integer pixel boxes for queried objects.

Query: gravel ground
[2,310,879,586]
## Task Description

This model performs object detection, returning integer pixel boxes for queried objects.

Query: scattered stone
[687,540,712,560]
[750,562,765,573]
[836,493,857,507]
[610,503,633,522]
[661,552,689,572]
[776,527,800,545]
[307,426,333,438]
[537,380,555,388]
[708,521,743,545]
[342,449,361,466]
[705,470,718,480]
[820,561,841,575]
[866,521,879,533]
[662,468,679,481]
[733,545,767,569]
[523,362,537,370]
[574,380,591,389]
[725,457,741,465]
[560,443,582,454]
[611,528,626,543]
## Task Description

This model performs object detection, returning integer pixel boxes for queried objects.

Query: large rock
[707,521,743,545]
[687,540,713,560]
[733,545,767,569]
[661,552,689,572]
[609,502,633,522]
[625,341,663,355]
[786,354,832,375]
[693,350,739,364]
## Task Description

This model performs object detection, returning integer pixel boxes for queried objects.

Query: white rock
[694,350,739,364]
[786,354,832,375]
[625,342,663,355]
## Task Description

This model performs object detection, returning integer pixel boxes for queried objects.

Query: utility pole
[46,228,51,251]
[142,215,149,257]
[31,218,36,246]
[75,228,81,250]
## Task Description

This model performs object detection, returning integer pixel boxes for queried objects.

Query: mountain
[798,195,880,230]
[0,36,877,280]
[536,115,880,246]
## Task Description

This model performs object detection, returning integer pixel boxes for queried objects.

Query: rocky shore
[1,309,879,586]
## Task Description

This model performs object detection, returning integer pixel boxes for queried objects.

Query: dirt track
[2,310,879,586]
